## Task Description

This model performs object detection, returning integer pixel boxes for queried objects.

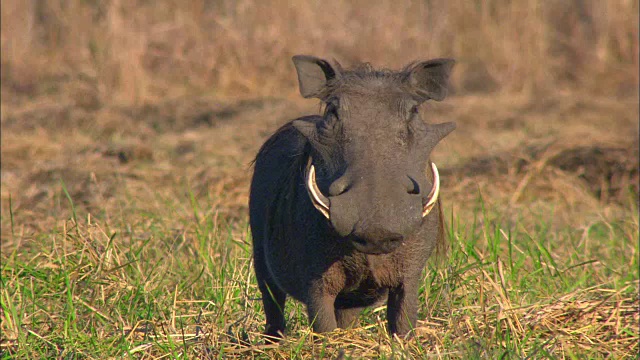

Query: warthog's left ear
[406,58,455,102]
[292,55,338,99]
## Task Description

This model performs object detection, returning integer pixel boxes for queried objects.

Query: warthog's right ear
[292,55,337,99]
[406,58,455,102]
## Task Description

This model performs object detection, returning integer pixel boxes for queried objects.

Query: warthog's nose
[328,174,352,197]
[404,175,420,195]
[350,227,404,254]
[355,227,404,243]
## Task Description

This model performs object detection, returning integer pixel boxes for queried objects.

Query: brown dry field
[2,91,638,240]
[1,83,639,358]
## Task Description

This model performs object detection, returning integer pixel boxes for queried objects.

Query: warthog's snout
[329,173,420,197]
[348,227,404,254]
[322,171,423,254]
[324,180,422,254]
[306,160,442,254]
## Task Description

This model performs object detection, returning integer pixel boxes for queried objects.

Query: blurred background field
[1,1,638,358]
[1,0,638,104]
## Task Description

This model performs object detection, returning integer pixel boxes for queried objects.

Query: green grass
[1,190,638,359]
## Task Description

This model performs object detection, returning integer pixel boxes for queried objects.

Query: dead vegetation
[443,142,639,203]
[2,89,637,357]
[196,280,640,358]
[1,0,638,106]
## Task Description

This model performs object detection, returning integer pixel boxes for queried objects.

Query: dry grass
[1,91,637,358]
[1,1,639,358]
[1,0,638,106]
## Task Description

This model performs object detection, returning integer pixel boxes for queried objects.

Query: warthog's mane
[318,61,422,99]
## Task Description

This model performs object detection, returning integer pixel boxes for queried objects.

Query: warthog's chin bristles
[422,162,440,217]
[306,158,330,219]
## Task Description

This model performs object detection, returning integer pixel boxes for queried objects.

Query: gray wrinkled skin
[249,55,456,340]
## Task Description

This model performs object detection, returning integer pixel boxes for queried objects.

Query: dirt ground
[1,84,638,358]
[1,89,637,244]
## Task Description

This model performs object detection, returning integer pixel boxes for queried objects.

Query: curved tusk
[306,158,330,219]
[422,162,440,217]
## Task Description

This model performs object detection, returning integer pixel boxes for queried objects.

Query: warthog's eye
[402,101,419,120]
[324,98,340,119]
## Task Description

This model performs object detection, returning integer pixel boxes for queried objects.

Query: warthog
[249,55,456,340]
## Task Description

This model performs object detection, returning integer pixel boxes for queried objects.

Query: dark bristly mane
[315,61,431,100]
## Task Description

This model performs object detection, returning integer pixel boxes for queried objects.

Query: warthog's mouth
[347,233,404,255]
[304,157,440,220]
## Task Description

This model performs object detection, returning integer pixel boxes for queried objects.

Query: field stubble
[1,89,638,358]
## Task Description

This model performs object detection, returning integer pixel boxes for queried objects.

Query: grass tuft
[1,188,637,358]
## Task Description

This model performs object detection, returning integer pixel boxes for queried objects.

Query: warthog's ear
[292,55,337,99]
[406,58,455,102]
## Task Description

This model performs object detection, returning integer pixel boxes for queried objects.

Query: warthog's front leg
[306,283,338,333]
[386,281,419,336]
[335,307,363,329]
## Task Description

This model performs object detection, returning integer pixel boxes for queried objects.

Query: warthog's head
[292,55,456,254]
